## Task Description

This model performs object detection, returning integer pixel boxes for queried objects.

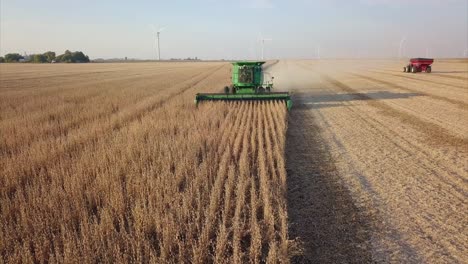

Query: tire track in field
[350,72,467,145]
[333,94,467,197]
[303,72,465,262]
[270,60,467,262]
[369,68,468,82]
[281,60,467,262]
[322,75,467,148]
[317,104,463,263]
[319,80,467,262]
[371,71,468,90]
[351,73,468,109]
[431,73,468,81]
[316,72,467,196]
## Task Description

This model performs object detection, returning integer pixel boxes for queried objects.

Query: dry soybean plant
[0,64,290,263]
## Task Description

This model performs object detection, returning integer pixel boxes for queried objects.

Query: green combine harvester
[195,61,292,110]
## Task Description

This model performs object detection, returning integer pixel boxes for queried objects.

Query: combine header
[195,61,292,110]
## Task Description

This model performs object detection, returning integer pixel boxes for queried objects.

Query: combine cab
[195,61,292,110]
[404,58,434,73]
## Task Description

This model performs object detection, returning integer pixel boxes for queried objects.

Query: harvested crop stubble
[0,63,289,263]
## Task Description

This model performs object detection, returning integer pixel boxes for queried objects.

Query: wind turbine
[152,25,165,60]
[259,35,272,60]
[399,37,406,59]
[316,45,321,59]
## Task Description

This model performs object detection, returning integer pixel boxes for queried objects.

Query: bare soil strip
[431,73,468,81]
[371,70,468,90]
[351,73,468,108]
[322,74,467,148]
[271,60,468,263]
[286,99,374,263]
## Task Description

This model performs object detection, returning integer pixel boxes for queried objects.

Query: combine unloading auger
[195,61,292,110]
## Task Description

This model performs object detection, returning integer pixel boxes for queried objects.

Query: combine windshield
[238,66,254,83]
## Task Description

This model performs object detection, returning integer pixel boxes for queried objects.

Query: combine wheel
[224,86,229,93]
[403,67,407,72]
[258,87,265,94]
[266,87,271,93]
[426,66,432,73]
[411,66,418,73]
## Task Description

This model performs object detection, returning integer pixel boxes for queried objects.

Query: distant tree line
[0,50,90,63]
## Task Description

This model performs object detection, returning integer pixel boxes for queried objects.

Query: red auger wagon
[403,58,434,73]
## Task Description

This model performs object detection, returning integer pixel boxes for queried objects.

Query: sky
[1,0,467,60]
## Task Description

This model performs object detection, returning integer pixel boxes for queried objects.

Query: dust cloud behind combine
[269,59,468,263]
